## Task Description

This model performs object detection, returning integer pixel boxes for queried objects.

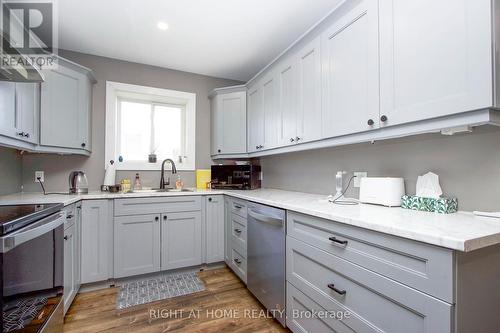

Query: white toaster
[359,177,405,207]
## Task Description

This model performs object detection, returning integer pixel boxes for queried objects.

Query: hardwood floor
[63,267,290,333]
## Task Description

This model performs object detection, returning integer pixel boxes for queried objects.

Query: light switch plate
[35,171,44,183]
[353,172,367,188]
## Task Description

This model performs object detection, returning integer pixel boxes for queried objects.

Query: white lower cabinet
[81,200,112,284]
[161,211,202,270]
[205,195,225,263]
[63,218,76,314]
[63,203,81,315]
[114,214,161,278]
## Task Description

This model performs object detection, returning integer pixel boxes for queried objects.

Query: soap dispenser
[133,173,142,190]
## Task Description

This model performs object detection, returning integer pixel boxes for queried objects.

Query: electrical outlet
[35,171,44,183]
[353,172,367,188]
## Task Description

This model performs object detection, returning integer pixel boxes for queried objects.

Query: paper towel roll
[103,160,116,186]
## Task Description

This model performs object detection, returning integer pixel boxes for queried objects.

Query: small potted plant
[148,147,158,163]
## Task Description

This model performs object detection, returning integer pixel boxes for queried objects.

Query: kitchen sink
[128,188,193,194]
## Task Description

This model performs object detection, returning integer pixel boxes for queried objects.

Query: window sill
[115,162,195,171]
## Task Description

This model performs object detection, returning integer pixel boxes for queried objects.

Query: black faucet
[159,158,178,189]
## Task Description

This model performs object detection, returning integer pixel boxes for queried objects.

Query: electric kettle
[69,171,89,194]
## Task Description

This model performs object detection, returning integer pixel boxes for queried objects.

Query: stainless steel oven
[0,204,65,333]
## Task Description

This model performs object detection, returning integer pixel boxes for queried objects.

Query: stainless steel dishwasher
[247,202,286,327]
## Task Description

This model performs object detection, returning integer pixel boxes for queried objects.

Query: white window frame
[105,81,196,171]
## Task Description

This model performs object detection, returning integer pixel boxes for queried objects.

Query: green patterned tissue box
[401,195,458,214]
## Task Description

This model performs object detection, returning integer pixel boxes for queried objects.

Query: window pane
[119,101,151,161]
[153,105,183,160]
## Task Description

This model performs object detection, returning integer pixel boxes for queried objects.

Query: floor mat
[116,271,205,309]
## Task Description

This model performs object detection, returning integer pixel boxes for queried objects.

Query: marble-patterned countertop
[1,188,500,252]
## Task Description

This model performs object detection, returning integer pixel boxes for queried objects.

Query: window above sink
[105,81,196,171]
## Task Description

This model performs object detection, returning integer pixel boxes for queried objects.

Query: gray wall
[0,147,22,195]
[261,126,500,212]
[22,50,241,192]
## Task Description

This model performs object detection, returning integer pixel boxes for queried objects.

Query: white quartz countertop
[1,188,500,252]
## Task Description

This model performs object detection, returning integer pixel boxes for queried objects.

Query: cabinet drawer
[229,246,247,284]
[229,198,248,218]
[114,196,202,216]
[63,204,76,229]
[230,213,247,253]
[287,237,453,333]
[287,282,349,333]
[287,211,454,302]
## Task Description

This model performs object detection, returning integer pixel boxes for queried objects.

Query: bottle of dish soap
[134,173,142,190]
[175,175,184,190]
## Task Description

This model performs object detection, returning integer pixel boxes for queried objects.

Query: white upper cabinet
[262,73,280,150]
[322,0,380,138]
[15,83,39,144]
[210,87,247,155]
[296,37,322,144]
[247,82,264,152]
[0,82,39,144]
[40,58,95,152]
[277,56,298,146]
[379,0,493,126]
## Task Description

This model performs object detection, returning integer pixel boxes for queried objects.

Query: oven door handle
[0,212,65,253]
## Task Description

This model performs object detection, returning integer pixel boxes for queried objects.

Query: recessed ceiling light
[157,21,169,31]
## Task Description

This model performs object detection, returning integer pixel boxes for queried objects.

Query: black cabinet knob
[296,137,301,142]
[17,131,24,136]
[208,197,212,202]
[155,216,159,221]
[290,138,295,142]
[163,215,167,220]
[64,235,68,241]
[81,143,86,148]
[217,149,221,153]
[380,115,388,122]
[367,119,374,126]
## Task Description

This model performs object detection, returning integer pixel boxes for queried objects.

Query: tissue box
[401,195,458,214]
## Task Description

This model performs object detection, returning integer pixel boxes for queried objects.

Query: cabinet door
[322,0,379,138]
[114,214,160,278]
[247,83,264,152]
[210,96,219,156]
[40,65,87,149]
[63,223,75,314]
[224,197,232,264]
[81,200,110,284]
[277,57,298,147]
[0,82,17,139]
[161,211,202,270]
[205,196,225,263]
[15,83,39,144]
[379,0,492,126]
[75,203,82,291]
[296,37,322,144]
[220,92,247,154]
[262,74,279,150]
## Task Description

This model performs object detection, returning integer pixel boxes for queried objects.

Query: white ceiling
[58,0,339,81]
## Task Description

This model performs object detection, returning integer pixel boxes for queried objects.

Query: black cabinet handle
[290,138,295,142]
[66,214,74,219]
[327,283,346,295]
[367,119,374,126]
[329,236,348,245]
[155,216,159,221]
[234,229,242,234]
[208,197,212,202]
[380,115,388,122]
[64,235,68,241]
[234,258,242,265]
[234,205,242,209]
[163,215,167,220]
[296,137,301,142]
[24,133,30,138]
[17,131,25,137]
